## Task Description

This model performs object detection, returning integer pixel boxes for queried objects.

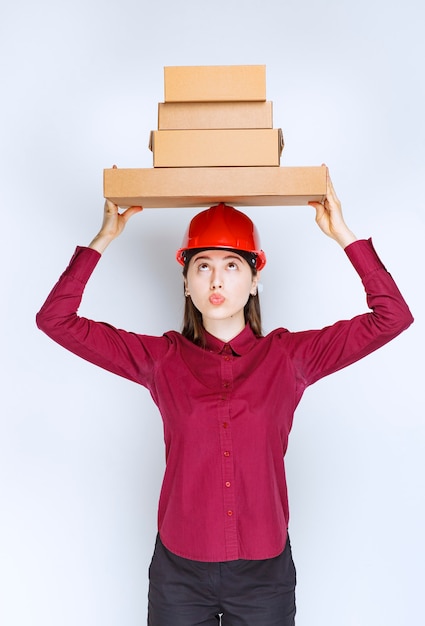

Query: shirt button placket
[219,344,238,559]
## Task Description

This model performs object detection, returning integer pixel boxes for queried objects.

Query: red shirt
[36,240,413,562]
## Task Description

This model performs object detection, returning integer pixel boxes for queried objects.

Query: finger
[121,205,143,222]
[327,176,337,198]
[325,181,341,212]
[325,169,340,200]
[320,164,336,201]
[104,199,119,213]
[309,202,326,221]
[308,201,322,210]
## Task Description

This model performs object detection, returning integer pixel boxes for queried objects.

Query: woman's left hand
[309,165,357,248]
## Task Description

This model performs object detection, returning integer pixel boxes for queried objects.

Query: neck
[203,315,245,343]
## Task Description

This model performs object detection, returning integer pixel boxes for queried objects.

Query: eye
[197,262,210,271]
[227,261,239,270]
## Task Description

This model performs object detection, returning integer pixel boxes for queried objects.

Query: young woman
[36,169,413,625]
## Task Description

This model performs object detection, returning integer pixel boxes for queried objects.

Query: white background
[1,1,424,624]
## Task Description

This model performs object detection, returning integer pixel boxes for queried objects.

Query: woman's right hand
[88,199,143,253]
[88,164,143,254]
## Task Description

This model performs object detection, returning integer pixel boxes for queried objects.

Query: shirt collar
[203,323,259,356]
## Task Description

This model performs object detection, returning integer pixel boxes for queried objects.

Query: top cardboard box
[164,65,267,102]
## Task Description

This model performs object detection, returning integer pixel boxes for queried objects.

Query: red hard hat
[176,203,266,270]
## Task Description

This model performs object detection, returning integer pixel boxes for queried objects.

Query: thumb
[121,205,144,223]
[308,201,321,211]
[308,201,325,221]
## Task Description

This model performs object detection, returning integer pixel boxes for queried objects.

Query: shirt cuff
[64,246,102,283]
[344,238,387,279]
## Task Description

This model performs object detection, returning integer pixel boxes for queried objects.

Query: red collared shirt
[36,240,413,562]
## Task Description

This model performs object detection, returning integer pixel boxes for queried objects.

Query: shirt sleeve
[36,246,171,387]
[281,238,414,387]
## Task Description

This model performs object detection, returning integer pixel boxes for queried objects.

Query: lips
[209,293,225,305]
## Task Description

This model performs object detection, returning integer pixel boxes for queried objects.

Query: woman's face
[185,249,259,338]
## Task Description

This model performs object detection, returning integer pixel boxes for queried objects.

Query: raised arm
[35,195,169,386]
[284,168,414,387]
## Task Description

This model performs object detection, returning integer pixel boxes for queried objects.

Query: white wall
[1,1,423,624]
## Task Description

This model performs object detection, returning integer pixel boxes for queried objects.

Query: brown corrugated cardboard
[103,166,327,208]
[158,101,273,130]
[164,65,266,102]
[149,129,284,167]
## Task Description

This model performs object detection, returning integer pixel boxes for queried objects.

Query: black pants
[148,535,296,626]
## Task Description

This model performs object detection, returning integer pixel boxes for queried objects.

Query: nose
[210,269,223,290]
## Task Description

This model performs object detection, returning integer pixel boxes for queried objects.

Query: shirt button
[224,356,231,361]
[225,481,231,488]
[224,451,230,457]
[227,510,233,516]
[223,382,230,388]
[222,422,228,429]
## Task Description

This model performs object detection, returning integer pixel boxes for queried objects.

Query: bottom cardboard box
[103,166,327,208]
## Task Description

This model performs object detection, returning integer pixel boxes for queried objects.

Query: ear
[183,277,190,297]
[250,272,260,296]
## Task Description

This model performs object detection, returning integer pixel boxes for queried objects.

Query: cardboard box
[149,129,284,167]
[103,166,327,208]
[158,101,273,130]
[164,65,266,102]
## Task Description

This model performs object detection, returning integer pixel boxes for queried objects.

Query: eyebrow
[192,254,243,263]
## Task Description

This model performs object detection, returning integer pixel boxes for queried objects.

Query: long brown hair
[181,251,263,346]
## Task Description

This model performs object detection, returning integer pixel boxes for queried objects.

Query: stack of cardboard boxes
[104,65,327,208]
[151,65,283,167]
